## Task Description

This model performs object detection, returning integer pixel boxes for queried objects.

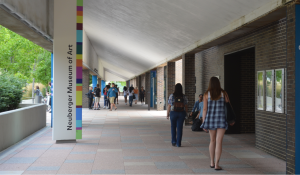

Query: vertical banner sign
[76,0,83,139]
[295,4,300,173]
[53,0,77,140]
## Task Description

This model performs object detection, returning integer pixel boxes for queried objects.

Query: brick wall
[195,18,287,161]
[286,2,296,174]
[82,70,89,108]
[145,72,151,105]
[183,54,196,112]
[167,62,175,99]
[175,59,182,84]
[157,67,164,110]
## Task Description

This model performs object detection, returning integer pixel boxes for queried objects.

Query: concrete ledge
[0,104,47,152]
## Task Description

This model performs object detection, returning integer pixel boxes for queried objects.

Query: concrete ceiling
[83,0,274,78]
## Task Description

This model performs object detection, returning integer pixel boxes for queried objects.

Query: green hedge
[0,74,25,112]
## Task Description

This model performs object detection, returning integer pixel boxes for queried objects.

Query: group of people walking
[123,85,145,107]
[86,83,146,111]
[167,77,235,171]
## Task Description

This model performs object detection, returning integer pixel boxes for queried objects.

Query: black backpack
[174,95,185,112]
[191,119,203,131]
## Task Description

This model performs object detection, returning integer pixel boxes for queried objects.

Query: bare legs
[110,103,116,110]
[125,96,127,104]
[209,130,216,167]
[208,128,226,169]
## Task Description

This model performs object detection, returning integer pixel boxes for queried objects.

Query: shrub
[0,73,25,112]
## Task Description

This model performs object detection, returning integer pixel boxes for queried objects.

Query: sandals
[215,167,223,171]
[210,165,215,168]
[115,108,117,111]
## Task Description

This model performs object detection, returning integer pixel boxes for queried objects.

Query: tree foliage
[0,25,51,85]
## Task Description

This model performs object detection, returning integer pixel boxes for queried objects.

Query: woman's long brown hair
[205,77,224,100]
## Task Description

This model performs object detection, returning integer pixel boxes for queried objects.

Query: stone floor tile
[4,158,38,164]
[26,166,60,171]
[0,171,24,174]
[91,169,125,174]
[155,161,188,169]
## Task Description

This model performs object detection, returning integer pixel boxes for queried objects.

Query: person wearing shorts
[94,84,101,110]
[108,83,118,111]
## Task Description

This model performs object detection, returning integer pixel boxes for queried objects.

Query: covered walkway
[0,97,285,174]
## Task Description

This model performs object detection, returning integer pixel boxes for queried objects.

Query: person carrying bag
[167,83,188,147]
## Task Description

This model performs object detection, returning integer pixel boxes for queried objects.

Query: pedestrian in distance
[167,83,188,147]
[92,87,97,108]
[200,77,235,171]
[108,83,118,111]
[114,85,119,105]
[94,84,101,110]
[123,86,128,105]
[190,94,203,120]
[140,86,145,105]
[47,82,52,113]
[34,86,43,97]
[191,94,204,132]
[103,86,108,109]
[134,86,139,104]
[86,86,94,109]
[128,86,134,107]
[106,85,111,109]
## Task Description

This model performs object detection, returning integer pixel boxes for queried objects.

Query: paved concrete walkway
[0,97,285,174]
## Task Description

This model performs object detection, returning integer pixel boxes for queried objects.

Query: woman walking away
[140,86,145,105]
[167,83,188,147]
[200,77,235,171]
[123,86,128,105]
[128,86,134,107]
[134,86,139,104]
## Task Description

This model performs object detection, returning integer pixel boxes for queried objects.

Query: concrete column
[167,62,175,99]
[92,75,97,89]
[175,59,182,84]
[145,72,151,105]
[97,77,101,97]
[52,0,82,140]
[157,67,164,111]
[141,74,146,89]
[182,54,196,112]
[82,70,89,108]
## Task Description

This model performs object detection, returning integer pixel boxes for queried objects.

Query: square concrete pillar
[182,54,196,112]
[167,62,175,99]
[82,70,89,108]
[141,74,146,89]
[157,67,164,110]
[145,72,151,105]
[175,59,182,84]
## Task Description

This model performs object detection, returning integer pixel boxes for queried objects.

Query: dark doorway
[224,47,255,134]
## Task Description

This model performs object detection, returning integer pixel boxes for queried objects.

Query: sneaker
[103,106,106,109]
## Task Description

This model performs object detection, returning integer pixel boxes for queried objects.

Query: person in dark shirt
[94,84,101,110]
[86,86,94,109]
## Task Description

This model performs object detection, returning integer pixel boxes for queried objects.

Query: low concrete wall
[0,104,47,152]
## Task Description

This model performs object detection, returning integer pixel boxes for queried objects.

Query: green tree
[0,25,51,85]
